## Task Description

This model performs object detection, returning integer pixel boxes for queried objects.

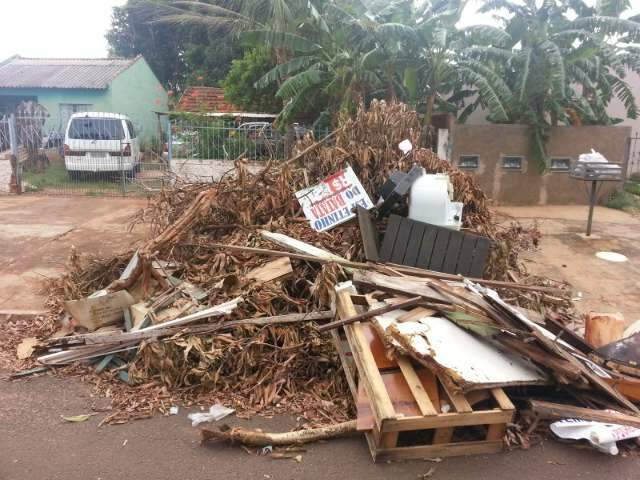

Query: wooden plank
[390,217,414,264]
[397,307,436,323]
[361,323,397,370]
[337,288,396,429]
[382,409,514,432]
[318,296,422,332]
[403,222,426,266]
[356,370,424,431]
[439,380,473,413]
[245,257,293,283]
[486,423,507,441]
[529,399,640,428]
[455,236,477,276]
[379,215,402,261]
[469,237,491,278]
[415,226,437,269]
[375,440,504,461]
[330,329,358,400]
[352,271,448,303]
[491,388,515,410]
[417,368,440,408]
[429,228,451,272]
[433,428,454,444]
[397,357,438,416]
[604,377,640,403]
[357,206,380,262]
[442,230,464,274]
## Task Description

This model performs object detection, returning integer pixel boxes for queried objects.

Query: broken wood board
[65,290,136,331]
[245,257,293,284]
[388,316,547,392]
[352,270,449,304]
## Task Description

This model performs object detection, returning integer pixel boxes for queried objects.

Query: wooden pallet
[333,288,515,461]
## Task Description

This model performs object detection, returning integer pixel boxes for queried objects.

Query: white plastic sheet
[188,404,235,427]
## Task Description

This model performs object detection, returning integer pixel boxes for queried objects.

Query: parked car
[236,122,283,157]
[64,112,141,177]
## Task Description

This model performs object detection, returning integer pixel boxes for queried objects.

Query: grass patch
[22,163,155,196]
[606,189,640,211]
[624,182,640,196]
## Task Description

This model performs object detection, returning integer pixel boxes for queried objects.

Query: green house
[0,55,168,144]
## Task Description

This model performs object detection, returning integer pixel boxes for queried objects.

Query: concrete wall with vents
[450,124,630,205]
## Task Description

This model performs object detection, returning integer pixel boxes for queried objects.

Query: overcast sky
[0,0,126,61]
[0,0,638,61]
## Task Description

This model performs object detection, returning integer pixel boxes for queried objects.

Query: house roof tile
[176,86,238,113]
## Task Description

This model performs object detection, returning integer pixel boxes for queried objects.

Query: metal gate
[0,111,170,196]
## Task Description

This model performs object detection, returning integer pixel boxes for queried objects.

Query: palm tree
[461,0,640,168]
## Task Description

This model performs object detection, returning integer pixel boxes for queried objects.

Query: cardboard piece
[65,290,136,331]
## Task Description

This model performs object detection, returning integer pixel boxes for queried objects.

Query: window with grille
[459,155,479,169]
[502,155,523,170]
[550,157,571,171]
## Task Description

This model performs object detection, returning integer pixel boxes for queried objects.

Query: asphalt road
[2,371,639,480]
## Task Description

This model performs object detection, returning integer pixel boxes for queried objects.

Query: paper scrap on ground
[550,418,640,455]
[16,337,39,359]
[61,414,93,423]
[188,404,235,427]
[295,166,373,232]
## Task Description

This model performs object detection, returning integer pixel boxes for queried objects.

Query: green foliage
[606,189,640,210]
[624,182,640,196]
[222,47,282,113]
[630,173,640,183]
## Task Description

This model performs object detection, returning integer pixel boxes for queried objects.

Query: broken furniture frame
[332,288,515,461]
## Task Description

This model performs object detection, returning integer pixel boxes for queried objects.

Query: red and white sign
[295,166,374,232]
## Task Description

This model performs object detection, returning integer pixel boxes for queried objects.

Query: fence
[0,111,329,196]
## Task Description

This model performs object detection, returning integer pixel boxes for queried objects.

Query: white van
[64,112,141,176]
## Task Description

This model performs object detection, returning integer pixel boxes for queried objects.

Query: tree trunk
[200,420,358,447]
[424,93,435,127]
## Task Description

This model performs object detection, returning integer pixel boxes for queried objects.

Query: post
[586,180,597,236]
[120,140,126,197]
[8,114,21,194]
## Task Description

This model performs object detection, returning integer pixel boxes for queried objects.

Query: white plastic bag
[188,404,235,427]
[550,418,640,455]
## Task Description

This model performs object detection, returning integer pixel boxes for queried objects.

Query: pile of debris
[11,100,640,460]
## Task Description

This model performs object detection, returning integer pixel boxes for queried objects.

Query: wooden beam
[397,357,438,416]
[382,409,514,432]
[375,440,504,461]
[318,296,423,332]
[530,399,640,428]
[336,287,396,430]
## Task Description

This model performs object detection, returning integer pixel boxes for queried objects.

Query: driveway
[0,195,147,313]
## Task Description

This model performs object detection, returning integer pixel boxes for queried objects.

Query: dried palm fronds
[12,101,572,426]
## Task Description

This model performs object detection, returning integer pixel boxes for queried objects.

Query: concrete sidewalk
[495,205,640,322]
[0,195,148,312]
